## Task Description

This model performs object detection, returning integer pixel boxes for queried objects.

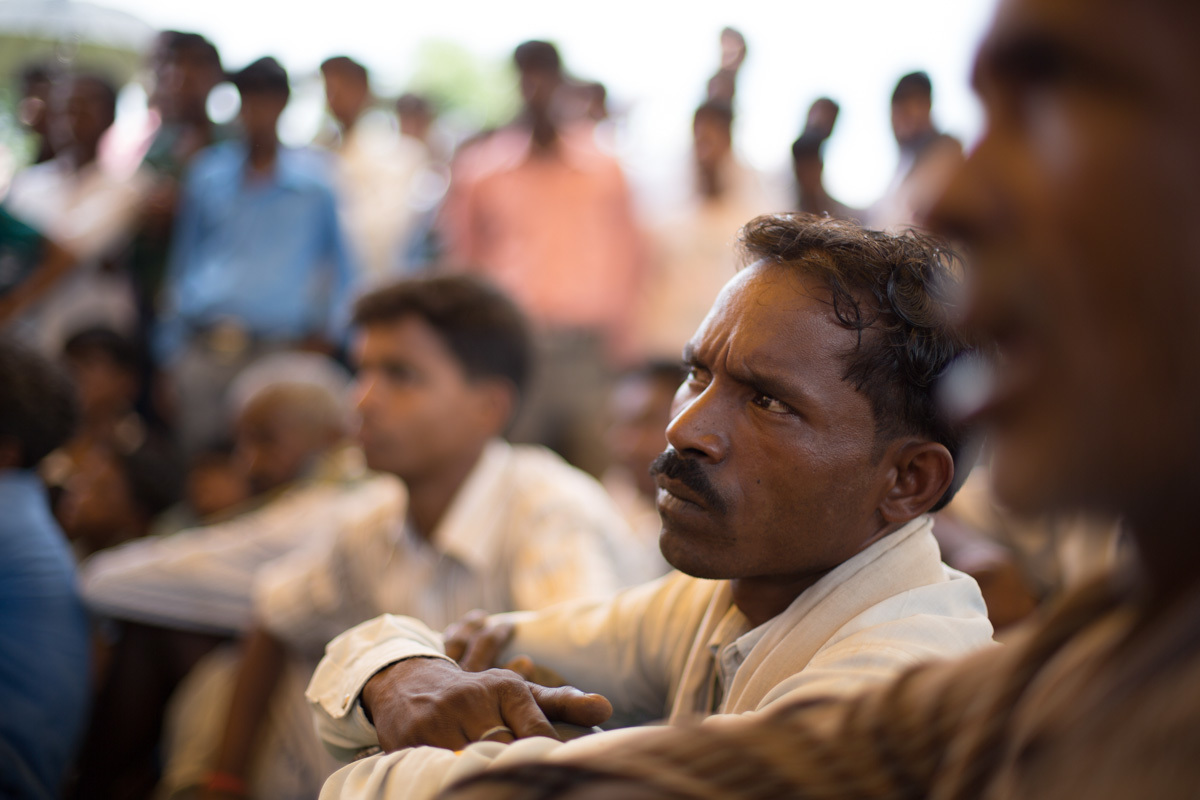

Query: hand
[443,610,565,686]
[361,657,612,752]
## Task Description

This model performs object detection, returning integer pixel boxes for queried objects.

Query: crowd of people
[4,0,1191,797]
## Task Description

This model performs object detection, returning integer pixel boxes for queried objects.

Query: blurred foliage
[406,40,519,131]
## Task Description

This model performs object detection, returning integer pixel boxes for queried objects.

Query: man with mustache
[424,0,1200,797]
[304,213,995,799]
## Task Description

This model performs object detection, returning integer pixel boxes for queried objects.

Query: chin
[659,531,732,580]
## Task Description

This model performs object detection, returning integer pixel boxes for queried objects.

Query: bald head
[234,382,347,494]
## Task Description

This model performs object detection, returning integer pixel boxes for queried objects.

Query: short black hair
[320,55,369,85]
[231,56,289,98]
[353,274,533,401]
[0,337,78,468]
[63,326,144,374]
[165,31,223,74]
[513,40,561,74]
[892,71,932,104]
[114,436,185,518]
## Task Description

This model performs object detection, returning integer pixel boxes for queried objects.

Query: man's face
[929,0,1200,520]
[51,79,113,154]
[322,69,369,129]
[654,263,893,581]
[352,318,496,483]
[60,448,137,546]
[693,115,732,171]
[890,95,931,148]
[233,392,329,495]
[157,47,221,122]
[237,90,286,142]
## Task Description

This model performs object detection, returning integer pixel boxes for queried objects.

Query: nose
[351,373,378,414]
[664,383,729,463]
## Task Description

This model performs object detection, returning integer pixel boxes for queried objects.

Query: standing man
[158,56,355,454]
[439,0,1200,797]
[440,40,643,474]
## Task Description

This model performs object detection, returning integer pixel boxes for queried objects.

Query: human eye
[683,362,710,388]
[751,392,793,415]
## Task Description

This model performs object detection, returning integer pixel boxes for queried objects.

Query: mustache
[649,449,727,514]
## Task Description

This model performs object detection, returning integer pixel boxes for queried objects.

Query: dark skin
[362,263,953,750]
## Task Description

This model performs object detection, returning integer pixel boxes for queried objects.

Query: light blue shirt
[158,142,357,360]
[0,470,90,799]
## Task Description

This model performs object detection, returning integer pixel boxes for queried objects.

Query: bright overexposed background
[12,0,1001,208]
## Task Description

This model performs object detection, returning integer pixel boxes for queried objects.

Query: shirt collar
[425,439,514,572]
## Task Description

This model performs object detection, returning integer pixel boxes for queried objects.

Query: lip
[655,475,708,511]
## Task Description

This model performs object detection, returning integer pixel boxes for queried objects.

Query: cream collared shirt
[308,515,995,800]
[255,439,646,655]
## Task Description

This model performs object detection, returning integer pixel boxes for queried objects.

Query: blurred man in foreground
[431,0,1200,797]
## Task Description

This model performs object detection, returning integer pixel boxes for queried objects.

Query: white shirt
[79,448,402,635]
[4,156,151,353]
[256,439,648,655]
[308,515,994,799]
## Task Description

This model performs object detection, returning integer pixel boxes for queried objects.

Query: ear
[470,378,518,438]
[877,440,955,524]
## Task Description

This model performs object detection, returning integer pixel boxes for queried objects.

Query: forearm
[211,626,288,784]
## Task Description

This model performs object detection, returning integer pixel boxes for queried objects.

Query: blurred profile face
[606,373,679,498]
[233,391,331,495]
[655,263,894,581]
[322,68,369,130]
[237,90,287,142]
[352,318,497,483]
[62,352,138,421]
[519,66,560,115]
[929,0,1200,521]
[157,46,221,122]
[187,458,250,519]
[890,94,932,148]
[60,448,138,547]
[50,78,114,154]
[693,113,733,171]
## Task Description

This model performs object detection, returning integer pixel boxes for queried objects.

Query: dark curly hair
[0,337,78,469]
[737,213,976,510]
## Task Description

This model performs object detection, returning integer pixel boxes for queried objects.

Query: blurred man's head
[154,31,223,123]
[350,275,531,484]
[606,362,685,499]
[227,353,349,495]
[929,0,1200,536]
[653,214,973,583]
[231,56,289,145]
[62,327,143,425]
[320,55,370,131]
[185,443,251,520]
[50,73,117,162]
[60,438,183,552]
[396,92,435,142]
[0,338,77,471]
[890,70,934,149]
[513,40,563,115]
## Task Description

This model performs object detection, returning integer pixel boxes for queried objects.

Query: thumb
[528,684,613,727]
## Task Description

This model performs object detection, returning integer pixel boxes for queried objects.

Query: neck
[246,137,278,172]
[404,442,488,541]
[730,572,828,629]
[1126,488,1200,615]
[697,163,723,199]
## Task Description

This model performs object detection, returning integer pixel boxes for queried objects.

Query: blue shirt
[0,470,90,799]
[158,142,357,360]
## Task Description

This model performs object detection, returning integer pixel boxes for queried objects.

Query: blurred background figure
[634,97,783,361]
[705,26,747,104]
[155,56,355,454]
[792,97,858,220]
[318,55,429,285]
[440,39,643,474]
[0,336,89,800]
[130,31,228,335]
[15,61,61,166]
[870,70,963,229]
[3,72,151,355]
[601,360,683,578]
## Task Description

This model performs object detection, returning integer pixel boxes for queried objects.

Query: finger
[502,654,536,681]
[459,621,515,673]
[529,684,613,727]
[496,680,558,741]
[444,610,489,661]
